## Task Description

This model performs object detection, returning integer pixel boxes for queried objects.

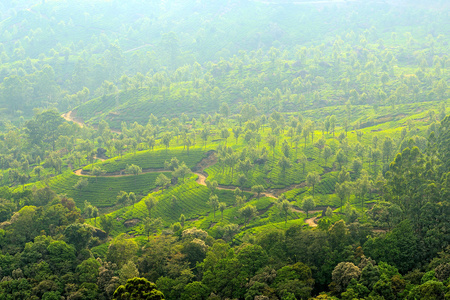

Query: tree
[126,164,142,186]
[162,133,172,153]
[180,214,186,227]
[219,202,226,221]
[251,185,265,198]
[172,162,191,183]
[182,281,210,300]
[302,196,315,218]
[25,109,63,151]
[351,158,363,177]
[76,258,101,285]
[233,126,242,144]
[330,115,337,137]
[331,262,361,294]
[238,158,252,175]
[278,156,292,177]
[64,223,93,252]
[335,149,347,170]
[323,145,332,165]
[113,277,164,300]
[372,148,382,173]
[278,199,292,226]
[18,173,28,191]
[200,128,209,149]
[356,170,372,211]
[335,182,352,208]
[219,102,230,118]
[145,197,156,218]
[92,206,99,226]
[267,135,277,158]
[156,173,170,191]
[148,137,156,151]
[382,137,394,164]
[33,166,44,179]
[100,215,114,237]
[306,171,321,197]
[74,177,88,193]
[84,200,94,218]
[238,174,247,187]
[119,261,139,285]
[205,179,218,195]
[225,153,239,180]
[183,137,192,155]
[144,217,163,242]
[117,191,129,207]
[129,192,137,208]
[208,194,219,218]
[115,139,126,158]
[239,204,257,228]
[108,234,139,268]
[282,140,290,157]
[221,128,230,145]
[299,154,307,174]
[91,165,105,182]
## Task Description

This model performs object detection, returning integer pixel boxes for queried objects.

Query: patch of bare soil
[305,217,318,227]
[124,219,141,227]
[193,151,217,173]
[61,111,84,128]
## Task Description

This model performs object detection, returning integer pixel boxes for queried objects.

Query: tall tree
[278,156,292,177]
[172,162,191,183]
[251,185,265,198]
[156,173,170,191]
[208,194,219,218]
[302,196,315,218]
[99,215,114,237]
[144,217,163,242]
[126,164,142,186]
[278,199,292,226]
[306,171,321,198]
[239,204,257,228]
[219,202,226,221]
[117,191,129,207]
[91,165,105,182]
[145,197,156,218]
[162,133,172,153]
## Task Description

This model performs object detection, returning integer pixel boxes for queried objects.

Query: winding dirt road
[73,160,318,227]
[62,110,121,133]
[74,168,169,177]
[305,217,318,227]
[66,115,318,227]
[62,111,84,128]
[193,172,276,199]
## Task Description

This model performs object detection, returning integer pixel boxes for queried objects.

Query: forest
[0,0,449,299]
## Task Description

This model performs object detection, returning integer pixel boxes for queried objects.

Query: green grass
[82,147,207,173]
[86,175,241,236]
[32,171,168,208]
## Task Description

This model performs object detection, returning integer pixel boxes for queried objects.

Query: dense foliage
[0,0,448,299]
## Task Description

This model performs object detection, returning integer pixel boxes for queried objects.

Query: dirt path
[124,43,153,53]
[193,171,277,199]
[62,111,121,134]
[305,217,318,227]
[291,208,323,214]
[71,145,318,227]
[74,168,169,177]
[62,111,84,128]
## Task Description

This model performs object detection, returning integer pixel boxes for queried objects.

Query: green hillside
[0,1,449,299]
